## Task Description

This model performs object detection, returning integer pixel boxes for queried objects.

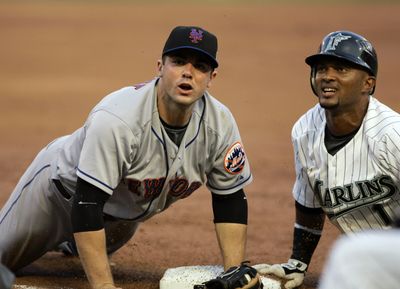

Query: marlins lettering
[314,175,396,209]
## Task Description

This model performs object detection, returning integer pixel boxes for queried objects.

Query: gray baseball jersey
[292,96,400,233]
[0,78,252,269]
[54,78,252,220]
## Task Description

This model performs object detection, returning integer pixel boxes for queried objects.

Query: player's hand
[197,262,263,289]
[253,259,307,289]
[94,283,122,289]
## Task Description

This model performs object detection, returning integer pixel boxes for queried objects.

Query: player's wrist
[286,259,308,272]
[291,225,321,266]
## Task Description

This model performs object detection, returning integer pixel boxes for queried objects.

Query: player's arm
[71,177,121,289]
[212,189,248,270]
[291,201,325,265]
[74,230,116,289]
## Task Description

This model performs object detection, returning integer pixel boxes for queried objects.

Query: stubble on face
[156,52,217,125]
[314,60,372,113]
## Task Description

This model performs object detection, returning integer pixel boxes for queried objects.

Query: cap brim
[304,54,336,66]
[305,53,374,75]
[163,46,218,68]
[305,53,358,67]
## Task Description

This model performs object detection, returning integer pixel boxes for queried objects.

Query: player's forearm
[291,202,325,265]
[74,229,116,289]
[215,222,247,270]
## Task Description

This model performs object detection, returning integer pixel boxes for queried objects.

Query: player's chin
[318,96,338,109]
[319,100,339,110]
[175,93,202,105]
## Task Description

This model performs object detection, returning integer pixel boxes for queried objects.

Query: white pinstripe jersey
[292,96,400,233]
[52,78,252,221]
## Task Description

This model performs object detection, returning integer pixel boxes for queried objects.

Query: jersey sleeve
[380,128,400,178]
[206,112,252,195]
[77,110,134,195]
[292,123,322,208]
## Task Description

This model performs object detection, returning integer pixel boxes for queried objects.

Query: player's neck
[325,112,364,136]
[157,97,192,127]
[325,97,369,136]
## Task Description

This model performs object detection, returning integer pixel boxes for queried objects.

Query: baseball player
[255,30,400,288]
[0,26,261,289]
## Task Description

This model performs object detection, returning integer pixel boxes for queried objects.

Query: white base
[160,265,281,289]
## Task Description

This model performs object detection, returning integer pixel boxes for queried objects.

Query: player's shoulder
[364,96,400,139]
[292,103,325,139]
[97,79,155,108]
[203,91,232,115]
[90,79,157,130]
[201,91,236,129]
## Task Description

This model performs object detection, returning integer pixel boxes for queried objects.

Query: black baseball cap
[162,26,219,68]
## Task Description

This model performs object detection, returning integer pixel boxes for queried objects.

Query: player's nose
[321,67,337,80]
[181,63,194,78]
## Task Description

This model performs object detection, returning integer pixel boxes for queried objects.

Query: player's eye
[194,62,212,73]
[337,66,349,73]
[171,57,186,66]
[330,64,347,72]
[315,65,326,73]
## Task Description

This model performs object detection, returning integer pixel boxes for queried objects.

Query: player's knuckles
[263,265,286,277]
[284,275,304,289]
[252,263,270,272]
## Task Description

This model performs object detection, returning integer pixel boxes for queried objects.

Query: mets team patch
[224,142,246,174]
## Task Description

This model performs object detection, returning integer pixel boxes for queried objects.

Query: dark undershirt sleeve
[212,189,248,224]
[71,177,111,233]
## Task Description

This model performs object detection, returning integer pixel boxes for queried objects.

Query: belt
[53,179,72,200]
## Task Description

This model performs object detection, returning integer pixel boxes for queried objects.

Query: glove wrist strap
[288,258,308,272]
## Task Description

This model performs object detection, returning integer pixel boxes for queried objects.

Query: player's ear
[157,60,163,77]
[364,75,376,95]
[206,70,217,88]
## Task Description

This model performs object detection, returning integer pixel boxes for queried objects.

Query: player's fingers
[258,264,286,278]
[240,273,262,289]
[252,263,271,274]
[284,277,304,289]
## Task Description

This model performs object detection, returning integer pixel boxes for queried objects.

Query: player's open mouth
[178,83,193,93]
[321,87,337,96]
